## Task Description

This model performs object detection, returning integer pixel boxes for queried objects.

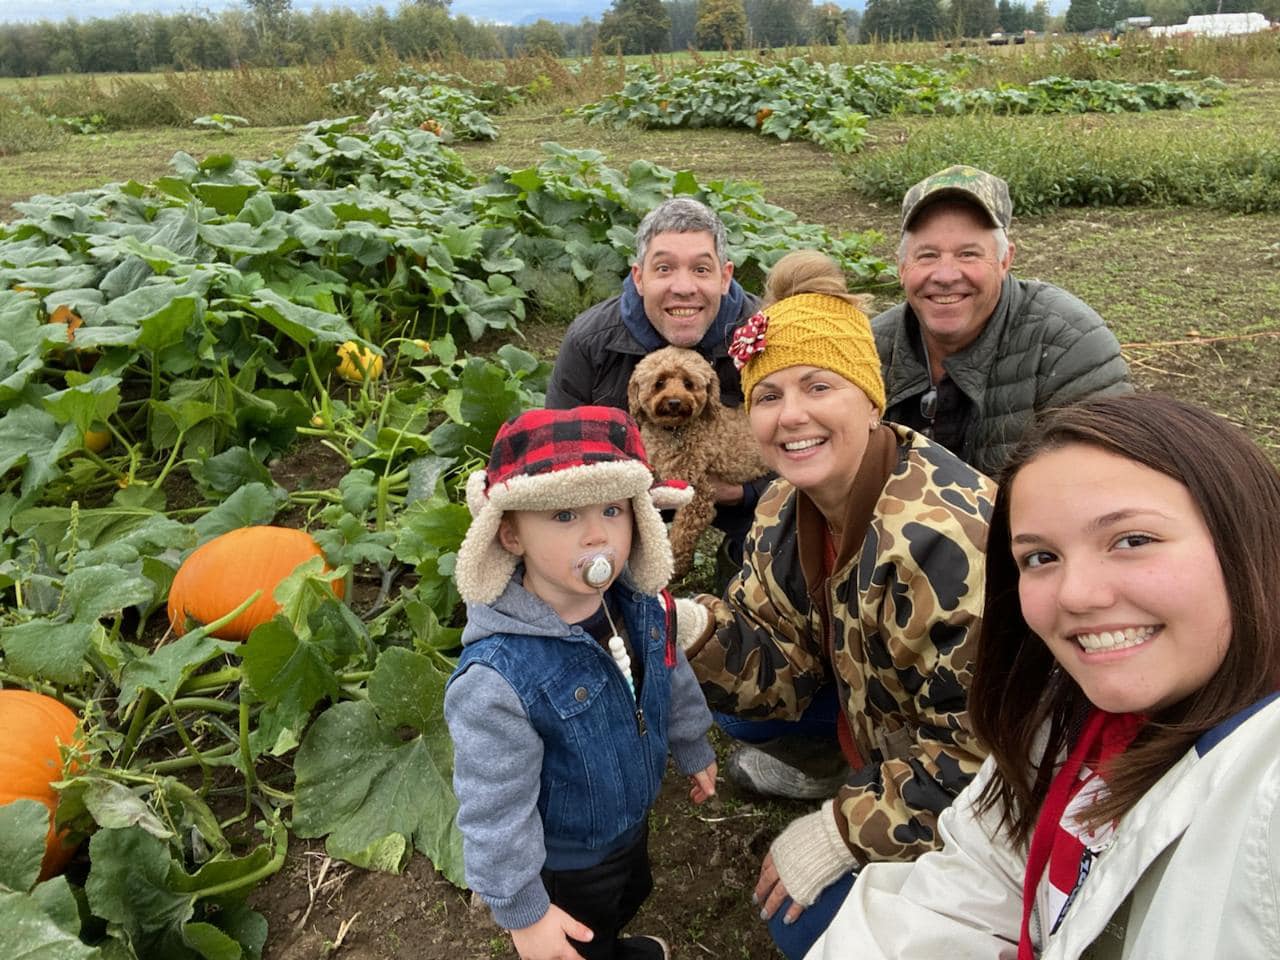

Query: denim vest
[451,589,674,870]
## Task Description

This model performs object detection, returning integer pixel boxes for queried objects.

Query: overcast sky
[0,0,612,26]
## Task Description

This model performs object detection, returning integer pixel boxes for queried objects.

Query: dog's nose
[661,398,683,414]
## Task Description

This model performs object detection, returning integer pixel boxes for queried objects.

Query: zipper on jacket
[635,707,647,736]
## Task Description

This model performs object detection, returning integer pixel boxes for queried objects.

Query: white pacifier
[583,554,614,588]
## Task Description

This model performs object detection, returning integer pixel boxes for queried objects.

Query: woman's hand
[757,802,859,926]
[510,905,593,960]
[689,761,718,804]
[755,851,805,925]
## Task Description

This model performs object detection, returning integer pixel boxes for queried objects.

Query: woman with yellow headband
[674,250,997,960]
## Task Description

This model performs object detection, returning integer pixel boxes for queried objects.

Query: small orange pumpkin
[83,427,111,453]
[0,689,82,880]
[419,118,443,135]
[167,526,345,642]
[50,304,83,343]
[755,107,773,126]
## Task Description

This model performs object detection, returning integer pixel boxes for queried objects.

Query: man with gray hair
[873,165,1131,476]
[547,197,766,565]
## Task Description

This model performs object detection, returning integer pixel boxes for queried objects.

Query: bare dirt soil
[252,746,807,960]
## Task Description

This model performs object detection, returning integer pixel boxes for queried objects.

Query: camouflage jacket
[687,424,996,864]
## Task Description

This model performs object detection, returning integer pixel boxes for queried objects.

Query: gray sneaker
[618,934,670,959]
[726,744,850,800]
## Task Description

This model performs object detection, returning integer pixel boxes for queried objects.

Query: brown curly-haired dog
[627,346,768,577]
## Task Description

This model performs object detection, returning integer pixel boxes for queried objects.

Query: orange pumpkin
[0,689,82,880]
[50,304,83,342]
[83,428,111,453]
[167,526,345,642]
[419,118,443,135]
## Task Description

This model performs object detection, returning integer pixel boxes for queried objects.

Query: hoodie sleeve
[665,644,716,776]
[444,663,549,930]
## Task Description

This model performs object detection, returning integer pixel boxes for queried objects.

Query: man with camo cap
[872,165,1131,477]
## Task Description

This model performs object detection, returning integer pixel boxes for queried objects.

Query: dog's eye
[654,378,665,389]
[683,378,693,390]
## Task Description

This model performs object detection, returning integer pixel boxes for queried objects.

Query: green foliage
[696,0,749,50]
[575,55,1220,154]
[846,109,1280,214]
[0,73,890,957]
[599,0,673,54]
[193,114,249,133]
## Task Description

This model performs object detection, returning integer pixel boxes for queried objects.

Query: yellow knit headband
[735,293,886,412]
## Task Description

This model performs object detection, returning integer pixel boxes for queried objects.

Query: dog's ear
[700,363,722,419]
[626,367,645,420]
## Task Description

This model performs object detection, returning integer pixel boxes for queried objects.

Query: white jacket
[806,694,1280,960]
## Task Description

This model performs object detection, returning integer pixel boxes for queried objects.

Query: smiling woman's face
[748,364,875,514]
[1009,443,1231,715]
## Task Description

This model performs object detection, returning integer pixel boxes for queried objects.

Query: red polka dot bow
[729,311,769,370]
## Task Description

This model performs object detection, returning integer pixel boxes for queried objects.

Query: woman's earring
[869,417,881,431]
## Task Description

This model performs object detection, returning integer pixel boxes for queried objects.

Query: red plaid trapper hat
[484,407,653,493]
[454,406,692,605]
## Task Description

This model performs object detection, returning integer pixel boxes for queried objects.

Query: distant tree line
[2,0,1275,77]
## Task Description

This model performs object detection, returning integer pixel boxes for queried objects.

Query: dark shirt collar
[619,272,748,356]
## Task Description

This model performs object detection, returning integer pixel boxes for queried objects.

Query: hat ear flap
[627,493,675,595]
[454,500,518,605]
[465,469,489,517]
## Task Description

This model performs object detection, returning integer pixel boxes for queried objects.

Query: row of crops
[574,56,1225,152]
[0,59,1221,958]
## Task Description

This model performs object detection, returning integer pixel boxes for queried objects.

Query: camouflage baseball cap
[900,165,1013,231]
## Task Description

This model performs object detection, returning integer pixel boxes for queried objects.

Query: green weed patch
[846,112,1280,214]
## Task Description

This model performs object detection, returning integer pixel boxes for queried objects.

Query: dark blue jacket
[444,572,714,930]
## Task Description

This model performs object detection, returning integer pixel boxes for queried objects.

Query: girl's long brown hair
[971,393,1280,845]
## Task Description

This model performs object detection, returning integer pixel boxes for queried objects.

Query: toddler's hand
[510,904,593,960]
[689,761,718,804]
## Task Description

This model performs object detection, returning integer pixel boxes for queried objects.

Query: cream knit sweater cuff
[769,800,858,908]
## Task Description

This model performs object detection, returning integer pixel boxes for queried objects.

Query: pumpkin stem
[167,700,213,797]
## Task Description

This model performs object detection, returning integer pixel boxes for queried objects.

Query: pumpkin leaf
[84,828,198,958]
[245,289,357,349]
[41,377,122,436]
[64,565,155,623]
[188,447,275,500]
[0,800,49,893]
[29,876,83,938]
[241,618,339,750]
[193,484,287,541]
[80,778,174,840]
[0,888,100,960]
[291,647,463,882]
[117,629,239,711]
[0,406,77,502]
[0,621,96,686]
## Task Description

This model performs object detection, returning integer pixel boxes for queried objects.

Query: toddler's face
[499,500,635,622]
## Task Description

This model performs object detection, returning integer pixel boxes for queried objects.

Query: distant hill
[453,0,614,25]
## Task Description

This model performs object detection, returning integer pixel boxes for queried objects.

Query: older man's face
[898,201,1014,357]
[631,230,733,348]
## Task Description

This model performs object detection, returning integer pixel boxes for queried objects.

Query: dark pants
[713,682,841,744]
[768,869,858,960]
[541,829,653,960]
